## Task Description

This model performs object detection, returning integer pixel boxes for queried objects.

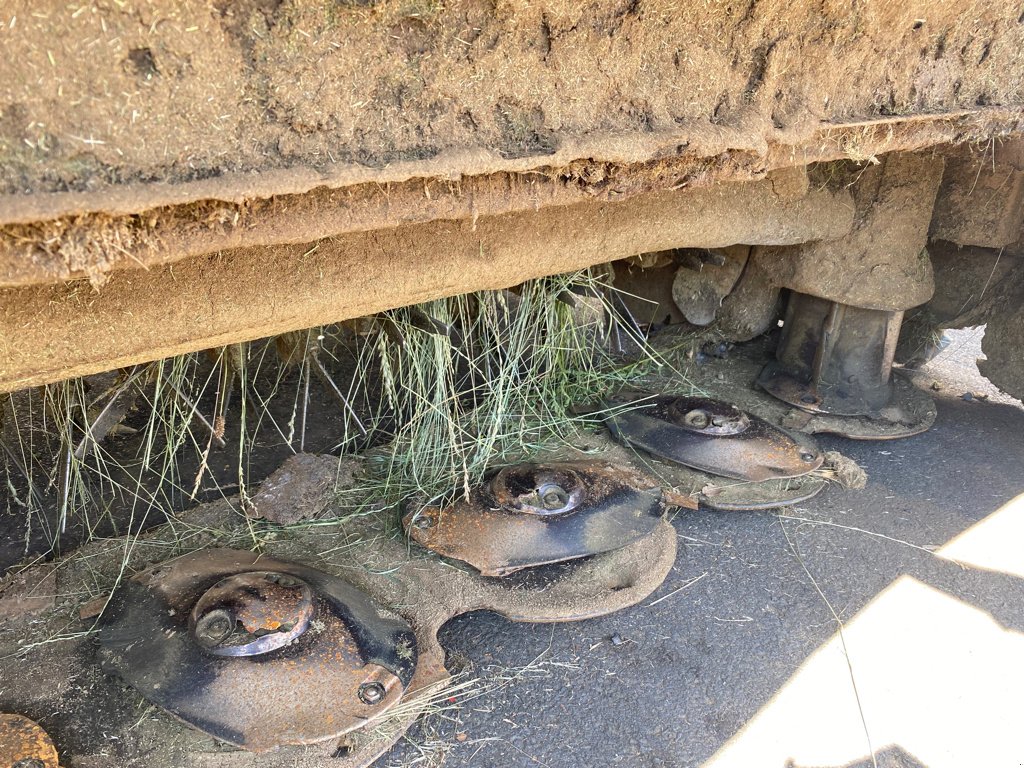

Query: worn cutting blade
[605,394,823,481]
[97,549,417,752]
[403,461,664,577]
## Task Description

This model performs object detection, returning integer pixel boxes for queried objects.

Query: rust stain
[0,714,59,768]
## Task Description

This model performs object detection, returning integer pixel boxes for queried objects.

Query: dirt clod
[823,450,869,490]
[248,454,360,524]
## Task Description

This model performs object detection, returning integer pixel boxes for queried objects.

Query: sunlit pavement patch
[938,492,1024,579]
[705,573,1024,768]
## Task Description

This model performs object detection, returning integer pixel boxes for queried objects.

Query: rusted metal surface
[403,461,664,577]
[0,714,59,768]
[782,375,938,441]
[190,572,315,657]
[758,291,904,416]
[97,549,417,752]
[605,395,823,482]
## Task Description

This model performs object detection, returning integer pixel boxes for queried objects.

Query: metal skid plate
[633,451,827,511]
[754,290,937,438]
[569,428,828,512]
[97,550,418,752]
[774,371,937,440]
[403,461,665,576]
[697,475,825,510]
[604,395,823,481]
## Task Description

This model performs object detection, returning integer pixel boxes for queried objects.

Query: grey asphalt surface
[381,335,1024,768]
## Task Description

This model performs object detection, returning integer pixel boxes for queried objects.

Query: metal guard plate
[605,395,823,481]
[403,461,663,577]
[97,549,417,752]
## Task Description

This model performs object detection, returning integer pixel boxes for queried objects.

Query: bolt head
[683,409,710,429]
[194,609,235,647]
[539,484,569,511]
[358,681,386,705]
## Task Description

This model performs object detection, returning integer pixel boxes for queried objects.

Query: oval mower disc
[403,461,665,576]
[97,549,417,752]
[605,394,823,481]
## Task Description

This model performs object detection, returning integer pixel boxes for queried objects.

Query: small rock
[248,454,361,524]
[930,381,943,391]
[610,632,626,646]
[961,392,973,401]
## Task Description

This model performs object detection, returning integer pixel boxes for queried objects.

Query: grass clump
[358,269,661,506]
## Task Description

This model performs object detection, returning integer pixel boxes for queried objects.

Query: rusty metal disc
[0,714,59,768]
[777,373,938,440]
[604,394,823,481]
[97,549,417,752]
[403,461,664,577]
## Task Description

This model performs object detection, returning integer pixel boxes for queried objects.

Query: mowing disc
[403,461,665,576]
[605,394,823,481]
[97,550,417,752]
[3,443,679,768]
[645,335,935,442]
